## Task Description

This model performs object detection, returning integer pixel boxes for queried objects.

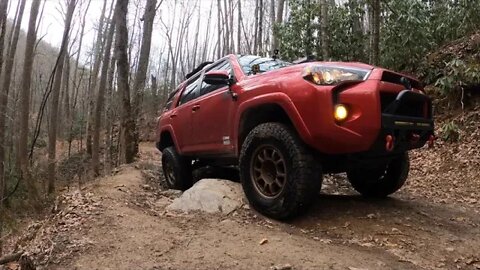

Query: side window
[178,75,202,105]
[164,86,181,110]
[199,61,232,96]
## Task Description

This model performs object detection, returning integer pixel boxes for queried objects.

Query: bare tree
[0,0,9,256]
[216,0,222,58]
[86,0,108,156]
[131,0,157,157]
[258,0,264,55]
[269,0,275,54]
[17,0,41,199]
[253,0,259,54]
[104,56,116,172]
[115,0,135,164]
[237,0,242,53]
[47,0,77,194]
[272,0,285,53]
[68,0,92,156]
[92,9,116,175]
[370,0,380,65]
[3,0,27,179]
[320,0,329,60]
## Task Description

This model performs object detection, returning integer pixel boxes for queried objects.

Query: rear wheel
[239,123,322,220]
[347,153,410,197]
[161,146,193,190]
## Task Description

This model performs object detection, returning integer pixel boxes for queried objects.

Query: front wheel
[239,123,322,220]
[161,146,193,190]
[347,153,410,197]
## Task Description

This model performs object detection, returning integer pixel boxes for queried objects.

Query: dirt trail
[14,143,480,270]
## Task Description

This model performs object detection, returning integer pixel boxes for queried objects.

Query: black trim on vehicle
[331,80,365,104]
[382,90,432,118]
[370,89,434,154]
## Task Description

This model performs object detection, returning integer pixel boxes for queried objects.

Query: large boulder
[166,179,244,214]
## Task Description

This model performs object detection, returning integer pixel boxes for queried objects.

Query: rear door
[189,60,236,155]
[171,74,202,153]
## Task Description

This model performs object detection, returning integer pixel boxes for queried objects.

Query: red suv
[156,54,434,219]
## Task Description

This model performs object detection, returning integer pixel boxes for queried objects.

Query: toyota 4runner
[156,54,435,219]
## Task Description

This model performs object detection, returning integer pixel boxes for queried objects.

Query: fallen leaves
[10,190,103,268]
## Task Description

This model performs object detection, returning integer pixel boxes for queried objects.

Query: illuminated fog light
[334,104,348,122]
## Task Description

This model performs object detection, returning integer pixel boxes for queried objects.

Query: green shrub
[440,120,460,142]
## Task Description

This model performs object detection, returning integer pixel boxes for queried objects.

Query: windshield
[237,55,291,75]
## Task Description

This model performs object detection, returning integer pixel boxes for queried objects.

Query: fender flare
[158,125,182,153]
[233,92,313,154]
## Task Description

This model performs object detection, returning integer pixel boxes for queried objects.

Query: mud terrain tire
[347,153,410,197]
[162,146,193,190]
[239,122,322,219]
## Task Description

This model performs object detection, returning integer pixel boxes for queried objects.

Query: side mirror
[204,70,232,85]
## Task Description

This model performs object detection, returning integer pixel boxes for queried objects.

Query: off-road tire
[239,122,322,220]
[161,146,193,190]
[347,153,410,197]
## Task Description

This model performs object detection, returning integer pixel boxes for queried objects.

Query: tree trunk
[272,0,286,53]
[0,0,9,256]
[371,0,380,65]
[62,54,71,139]
[304,0,312,56]
[86,0,108,156]
[47,0,77,194]
[104,56,116,173]
[216,0,222,58]
[17,0,41,199]
[0,0,25,207]
[320,0,329,60]
[258,0,264,55]
[115,0,135,164]
[69,0,91,156]
[237,0,242,53]
[131,0,157,158]
[222,0,229,54]
[253,0,259,54]
[269,0,275,55]
[92,8,117,176]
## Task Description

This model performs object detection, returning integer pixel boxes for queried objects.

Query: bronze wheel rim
[250,145,287,198]
[164,159,175,186]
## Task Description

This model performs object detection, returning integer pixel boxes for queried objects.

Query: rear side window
[178,75,202,105]
[199,61,232,96]
[164,87,180,110]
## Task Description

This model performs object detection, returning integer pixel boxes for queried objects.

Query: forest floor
[3,120,480,270]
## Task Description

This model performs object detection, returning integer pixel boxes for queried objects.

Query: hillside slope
[1,143,479,270]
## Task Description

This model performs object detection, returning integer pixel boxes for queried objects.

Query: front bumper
[363,89,434,155]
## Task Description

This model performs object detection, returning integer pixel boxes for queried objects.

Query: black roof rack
[186,61,214,79]
[292,55,316,64]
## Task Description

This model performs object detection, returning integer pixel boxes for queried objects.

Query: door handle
[192,105,200,111]
[169,114,177,119]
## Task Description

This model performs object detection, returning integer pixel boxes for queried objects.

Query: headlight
[302,65,370,85]
[334,104,349,122]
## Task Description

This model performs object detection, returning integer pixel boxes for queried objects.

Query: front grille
[380,91,429,118]
[380,92,397,112]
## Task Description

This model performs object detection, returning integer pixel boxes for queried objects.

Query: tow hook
[428,135,436,148]
[385,135,394,152]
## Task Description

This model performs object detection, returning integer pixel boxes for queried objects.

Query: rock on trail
[166,179,244,214]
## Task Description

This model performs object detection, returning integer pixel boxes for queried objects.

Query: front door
[190,60,236,155]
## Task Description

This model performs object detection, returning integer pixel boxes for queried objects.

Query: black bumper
[372,90,434,154]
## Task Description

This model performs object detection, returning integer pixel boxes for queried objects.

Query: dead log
[0,252,35,270]
[0,252,22,265]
